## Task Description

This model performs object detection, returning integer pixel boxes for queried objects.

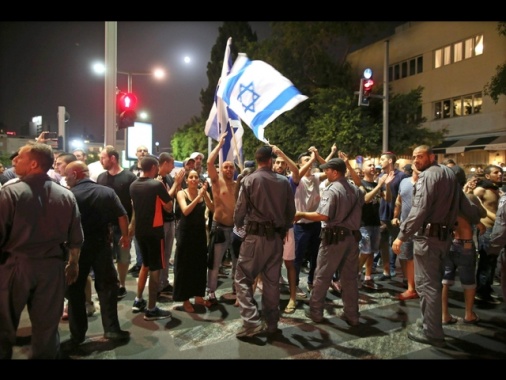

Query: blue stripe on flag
[250,86,303,136]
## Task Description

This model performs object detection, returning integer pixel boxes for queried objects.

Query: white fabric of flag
[204,37,244,168]
[216,53,308,143]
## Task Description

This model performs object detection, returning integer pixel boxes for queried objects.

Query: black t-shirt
[97,169,137,221]
[361,179,381,227]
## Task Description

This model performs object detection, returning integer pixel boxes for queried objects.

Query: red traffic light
[117,92,138,111]
[363,79,374,94]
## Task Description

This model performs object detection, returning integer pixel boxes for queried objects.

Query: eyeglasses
[137,149,148,153]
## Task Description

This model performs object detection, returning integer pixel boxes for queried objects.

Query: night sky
[0,21,271,148]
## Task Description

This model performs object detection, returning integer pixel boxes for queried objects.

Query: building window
[453,97,462,117]
[435,49,442,69]
[465,38,474,59]
[454,41,463,62]
[389,55,423,81]
[434,92,482,120]
[443,45,452,66]
[434,35,483,68]
[401,61,408,78]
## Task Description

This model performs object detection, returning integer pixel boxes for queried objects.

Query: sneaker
[307,283,314,293]
[296,287,307,299]
[144,307,172,321]
[362,279,382,290]
[390,270,397,278]
[218,267,230,277]
[117,286,127,299]
[475,293,501,305]
[86,302,96,317]
[376,273,391,281]
[236,322,266,338]
[159,284,174,295]
[132,299,147,313]
[104,330,130,341]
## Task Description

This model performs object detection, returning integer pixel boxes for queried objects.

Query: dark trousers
[67,239,121,341]
[294,222,321,286]
[476,228,497,296]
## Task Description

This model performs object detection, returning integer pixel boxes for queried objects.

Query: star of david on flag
[204,37,244,169]
[216,53,308,143]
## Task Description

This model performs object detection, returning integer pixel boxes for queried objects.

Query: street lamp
[117,68,166,93]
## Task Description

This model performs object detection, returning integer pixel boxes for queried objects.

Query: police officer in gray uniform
[234,146,296,338]
[392,145,460,348]
[295,158,365,326]
[488,193,506,307]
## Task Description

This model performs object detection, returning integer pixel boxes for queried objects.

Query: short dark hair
[381,151,397,163]
[140,155,159,172]
[158,152,174,165]
[255,146,274,163]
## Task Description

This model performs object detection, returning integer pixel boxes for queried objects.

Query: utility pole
[383,40,389,152]
[104,22,117,147]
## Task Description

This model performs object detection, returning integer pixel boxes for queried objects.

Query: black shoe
[159,284,174,295]
[339,313,360,327]
[117,286,127,299]
[128,264,141,274]
[362,279,382,290]
[376,273,391,281]
[104,330,130,341]
[304,307,324,323]
[407,330,446,348]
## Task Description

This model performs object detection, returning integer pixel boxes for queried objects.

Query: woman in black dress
[173,170,214,312]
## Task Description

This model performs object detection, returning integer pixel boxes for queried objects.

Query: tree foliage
[484,22,506,104]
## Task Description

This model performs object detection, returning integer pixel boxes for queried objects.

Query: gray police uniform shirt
[397,163,459,242]
[234,166,295,231]
[317,177,364,230]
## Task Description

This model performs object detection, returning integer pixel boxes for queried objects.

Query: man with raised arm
[206,131,237,304]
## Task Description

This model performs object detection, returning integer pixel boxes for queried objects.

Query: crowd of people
[0,132,505,358]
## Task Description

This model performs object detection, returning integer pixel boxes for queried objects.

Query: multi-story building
[347,21,506,171]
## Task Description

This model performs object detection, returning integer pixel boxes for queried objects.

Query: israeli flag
[204,37,244,168]
[216,53,308,143]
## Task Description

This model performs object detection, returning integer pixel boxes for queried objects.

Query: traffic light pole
[383,40,389,153]
[104,21,117,147]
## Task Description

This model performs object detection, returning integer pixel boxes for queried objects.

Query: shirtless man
[473,165,503,304]
[206,132,237,304]
[442,179,486,324]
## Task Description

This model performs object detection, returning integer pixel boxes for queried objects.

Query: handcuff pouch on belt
[421,223,453,241]
[246,221,286,241]
[320,226,361,245]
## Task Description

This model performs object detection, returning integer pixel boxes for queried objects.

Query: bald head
[65,161,90,188]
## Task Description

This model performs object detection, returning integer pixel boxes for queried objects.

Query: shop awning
[432,135,506,154]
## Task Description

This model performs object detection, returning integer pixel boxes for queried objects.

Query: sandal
[174,303,195,313]
[464,312,480,324]
[284,300,297,314]
[195,297,212,308]
[442,315,458,325]
[396,290,419,301]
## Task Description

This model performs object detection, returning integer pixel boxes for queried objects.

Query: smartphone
[44,132,58,139]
